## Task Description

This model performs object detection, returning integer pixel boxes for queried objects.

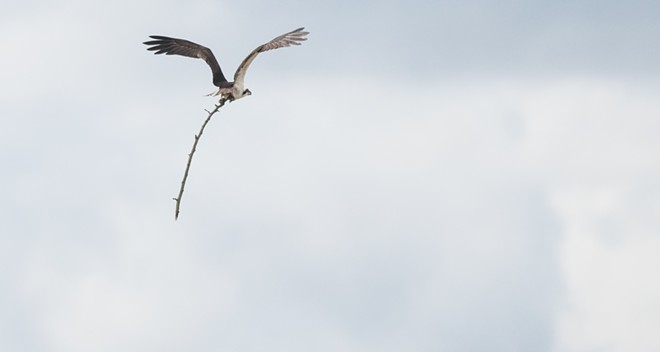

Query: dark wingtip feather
[143,35,172,46]
[293,27,309,35]
[143,36,174,55]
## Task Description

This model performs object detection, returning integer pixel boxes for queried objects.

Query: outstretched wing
[234,27,309,86]
[143,36,230,87]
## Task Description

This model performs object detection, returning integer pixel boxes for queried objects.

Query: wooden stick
[173,98,227,220]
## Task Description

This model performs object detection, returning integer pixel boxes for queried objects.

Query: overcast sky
[2,1,660,351]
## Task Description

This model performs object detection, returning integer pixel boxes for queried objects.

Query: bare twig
[174,98,228,220]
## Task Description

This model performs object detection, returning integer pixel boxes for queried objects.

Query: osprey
[143,27,309,101]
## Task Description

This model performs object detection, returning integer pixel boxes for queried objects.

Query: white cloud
[2,1,660,351]
[553,190,660,352]
[4,71,660,351]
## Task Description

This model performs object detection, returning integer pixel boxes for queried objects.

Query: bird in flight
[143,27,309,101]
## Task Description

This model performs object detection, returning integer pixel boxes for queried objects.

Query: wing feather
[233,27,309,85]
[143,36,230,87]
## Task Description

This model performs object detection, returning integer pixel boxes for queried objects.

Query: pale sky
[2,1,660,351]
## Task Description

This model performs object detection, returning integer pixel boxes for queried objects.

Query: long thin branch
[174,97,227,220]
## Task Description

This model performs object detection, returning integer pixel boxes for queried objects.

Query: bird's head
[243,89,252,97]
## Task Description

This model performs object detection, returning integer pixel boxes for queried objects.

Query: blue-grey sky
[2,1,660,351]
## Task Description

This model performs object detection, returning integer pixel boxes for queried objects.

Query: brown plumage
[143,27,309,100]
